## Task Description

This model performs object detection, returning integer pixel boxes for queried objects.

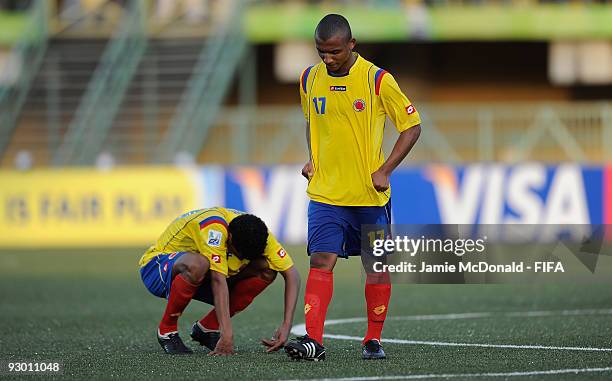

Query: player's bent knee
[174,252,209,284]
[258,268,277,283]
[187,256,209,284]
[247,257,277,282]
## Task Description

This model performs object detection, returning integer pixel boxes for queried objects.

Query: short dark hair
[315,14,352,42]
[228,214,269,260]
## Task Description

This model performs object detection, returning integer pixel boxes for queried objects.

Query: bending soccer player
[139,207,300,355]
[285,14,421,361]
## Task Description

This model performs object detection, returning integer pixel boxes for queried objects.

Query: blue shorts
[140,252,188,299]
[140,252,226,305]
[307,200,391,258]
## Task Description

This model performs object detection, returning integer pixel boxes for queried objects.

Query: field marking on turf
[291,308,612,352]
[282,366,612,381]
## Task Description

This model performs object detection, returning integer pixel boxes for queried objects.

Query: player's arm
[280,265,300,329]
[261,265,301,352]
[372,72,422,192]
[209,270,235,355]
[194,223,234,355]
[302,122,314,179]
[372,125,421,192]
[260,243,300,352]
[300,66,314,180]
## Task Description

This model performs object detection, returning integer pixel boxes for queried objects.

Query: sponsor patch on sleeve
[277,248,287,258]
[405,105,416,115]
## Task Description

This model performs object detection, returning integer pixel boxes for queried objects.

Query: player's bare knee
[248,257,277,282]
[258,268,277,283]
[188,256,209,284]
[366,272,391,285]
[174,252,209,284]
[310,252,336,271]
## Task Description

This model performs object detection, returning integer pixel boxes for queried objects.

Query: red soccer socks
[304,268,334,345]
[199,276,272,330]
[159,274,199,336]
[363,280,391,344]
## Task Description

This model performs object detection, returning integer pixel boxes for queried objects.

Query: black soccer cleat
[157,331,193,354]
[284,335,326,361]
[190,321,220,351]
[362,339,386,360]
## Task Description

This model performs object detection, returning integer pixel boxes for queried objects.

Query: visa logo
[427,164,590,225]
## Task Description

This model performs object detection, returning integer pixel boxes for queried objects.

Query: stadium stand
[0,0,611,167]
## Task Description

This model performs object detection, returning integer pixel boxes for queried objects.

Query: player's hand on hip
[209,335,235,356]
[301,161,314,180]
[261,325,290,353]
[371,169,390,192]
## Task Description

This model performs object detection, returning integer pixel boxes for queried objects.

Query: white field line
[281,366,612,381]
[290,308,612,352]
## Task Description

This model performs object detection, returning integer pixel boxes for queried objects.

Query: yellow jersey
[138,207,294,277]
[300,54,421,206]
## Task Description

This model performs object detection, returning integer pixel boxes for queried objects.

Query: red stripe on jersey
[199,216,228,230]
[374,69,388,96]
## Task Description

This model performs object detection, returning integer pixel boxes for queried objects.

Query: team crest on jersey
[277,248,287,258]
[212,255,221,263]
[330,85,346,91]
[207,229,222,247]
[405,105,416,115]
[353,99,366,112]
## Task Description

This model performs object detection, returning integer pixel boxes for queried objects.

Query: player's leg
[190,259,276,350]
[304,251,337,344]
[286,201,343,361]
[193,257,276,345]
[157,252,210,354]
[284,251,335,361]
[354,202,392,359]
[361,254,390,359]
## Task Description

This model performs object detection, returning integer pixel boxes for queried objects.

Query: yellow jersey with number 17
[300,54,421,207]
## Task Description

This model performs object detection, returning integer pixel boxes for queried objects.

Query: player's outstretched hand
[209,335,235,356]
[261,325,290,353]
[301,161,314,180]
[371,168,390,192]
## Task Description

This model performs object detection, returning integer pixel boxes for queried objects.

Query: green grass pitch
[1,247,612,380]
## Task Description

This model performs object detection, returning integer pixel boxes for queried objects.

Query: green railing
[204,102,612,165]
[3,101,611,166]
[155,1,248,162]
[0,1,48,159]
[53,0,147,166]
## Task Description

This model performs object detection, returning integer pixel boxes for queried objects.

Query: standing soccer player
[285,14,421,361]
